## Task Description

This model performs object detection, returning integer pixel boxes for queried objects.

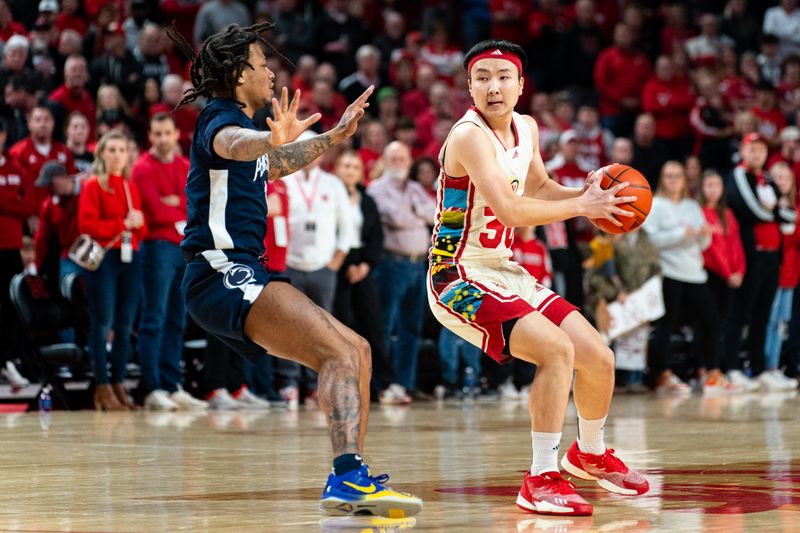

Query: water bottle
[462,367,476,400]
[38,386,52,430]
[120,231,133,263]
[38,386,52,412]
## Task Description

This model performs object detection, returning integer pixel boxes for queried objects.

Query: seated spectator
[777,54,800,115]
[419,19,463,82]
[594,23,651,136]
[357,120,388,185]
[339,44,381,107]
[90,22,142,102]
[763,0,800,60]
[642,55,694,160]
[631,114,670,191]
[720,50,760,113]
[415,81,453,150]
[9,103,77,216]
[401,62,436,118]
[77,130,146,411]
[55,0,88,37]
[193,0,251,48]
[758,33,782,86]
[49,55,96,140]
[685,13,735,68]
[690,72,735,174]
[572,102,613,171]
[33,161,80,277]
[0,0,26,43]
[751,82,786,147]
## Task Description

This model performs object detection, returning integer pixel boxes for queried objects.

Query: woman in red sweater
[78,130,146,411]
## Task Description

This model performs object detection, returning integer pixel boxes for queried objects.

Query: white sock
[531,431,562,475]
[577,413,607,455]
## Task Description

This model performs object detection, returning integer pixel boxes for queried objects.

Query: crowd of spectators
[1,0,799,410]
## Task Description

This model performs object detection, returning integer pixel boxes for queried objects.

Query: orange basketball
[589,163,652,234]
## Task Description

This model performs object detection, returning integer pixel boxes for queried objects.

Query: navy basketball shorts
[183,249,289,357]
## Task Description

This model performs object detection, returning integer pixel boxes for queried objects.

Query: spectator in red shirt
[720,49,759,113]
[33,161,80,286]
[419,19,463,82]
[9,103,77,219]
[415,81,452,150]
[685,13,735,68]
[291,55,317,96]
[572,102,613,170]
[594,23,652,136]
[660,4,694,57]
[0,1,26,43]
[777,54,800,116]
[751,82,787,147]
[265,179,290,275]
[642,55,695,159]
[55,0,88,37]
[358,120,388,184]
[512,226,553,288]
[401,62,436,118]
[490,0,531,44]
[49,55,96,139]
[309,78,347,133]
[699,169,746,335]
[78,130,146,411]
[0,117,35,382]
[131,113,205,411]
[767,126,800,176]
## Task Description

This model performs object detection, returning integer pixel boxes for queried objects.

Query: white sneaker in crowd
[702,376,744,396]
[207,388,241,410]
[726,369,760,392]
[279,385,299,410]
[233,386,271,410]
[498,379,520,401]
[170,386,208,411]
[144,389,179,411]
[654,374,691,395]
[3,361,30,388]
[779,373,799,390]
[379,383,412,405]
[758,370,796,392]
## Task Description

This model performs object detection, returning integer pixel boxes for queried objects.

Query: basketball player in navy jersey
[166,23,422,518]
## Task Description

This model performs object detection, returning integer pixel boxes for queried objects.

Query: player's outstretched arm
[448,125,635,228]
[211,86,373,180]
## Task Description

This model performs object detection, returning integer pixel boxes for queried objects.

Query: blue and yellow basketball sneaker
[320,465,423,518]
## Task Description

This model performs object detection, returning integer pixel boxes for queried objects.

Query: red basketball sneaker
[516,471,593,516]
[560,441,649,495]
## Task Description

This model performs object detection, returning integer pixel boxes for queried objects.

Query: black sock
[333,453,363,476]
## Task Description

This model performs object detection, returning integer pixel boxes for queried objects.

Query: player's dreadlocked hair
[165,21,291,109]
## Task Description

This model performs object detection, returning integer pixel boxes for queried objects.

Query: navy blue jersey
[182,98,270,256]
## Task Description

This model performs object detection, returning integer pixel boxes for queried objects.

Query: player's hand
[583,169,600,192]
[335,85,373,139]
[579,177,636,227]
[266,87,322,146]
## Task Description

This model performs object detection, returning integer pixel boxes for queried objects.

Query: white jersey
[430,106,533,265]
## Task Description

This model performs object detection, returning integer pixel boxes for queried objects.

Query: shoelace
[369,472,390,485]
[541,472,576,491]
[596,448,626,472]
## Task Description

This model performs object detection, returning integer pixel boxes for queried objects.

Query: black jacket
[343,187,383,269]
[726,165,796,258]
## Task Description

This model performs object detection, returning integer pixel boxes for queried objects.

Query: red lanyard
[295,170,320,212]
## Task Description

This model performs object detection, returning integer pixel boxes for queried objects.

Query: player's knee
[355,336,372,373]
[548,333,575,369]
[598,345,615,375]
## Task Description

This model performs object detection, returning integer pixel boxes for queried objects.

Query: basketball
[589,164,652,234]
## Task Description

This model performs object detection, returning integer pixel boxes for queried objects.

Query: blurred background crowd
[0,0,799,412]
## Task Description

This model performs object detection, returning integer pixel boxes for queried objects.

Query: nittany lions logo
[254,154,270,181]
[223,264,255,289]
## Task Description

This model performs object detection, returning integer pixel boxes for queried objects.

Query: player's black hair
[165,21,291,109]
[463,39,528,76]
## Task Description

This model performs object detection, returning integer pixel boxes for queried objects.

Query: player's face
[468,58,523,117]
[240,43,275,110]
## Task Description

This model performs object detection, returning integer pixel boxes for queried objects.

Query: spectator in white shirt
[685,13,735,67]
[763,0,800,59]
[276,131,355,405]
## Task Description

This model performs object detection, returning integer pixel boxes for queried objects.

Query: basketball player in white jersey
[428,40,649,516]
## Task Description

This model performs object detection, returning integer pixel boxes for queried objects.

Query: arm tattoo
[267,133,335,180]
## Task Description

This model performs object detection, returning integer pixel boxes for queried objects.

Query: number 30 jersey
[429,106,533,267]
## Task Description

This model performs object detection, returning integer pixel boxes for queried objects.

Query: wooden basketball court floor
[0,392,799,533]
